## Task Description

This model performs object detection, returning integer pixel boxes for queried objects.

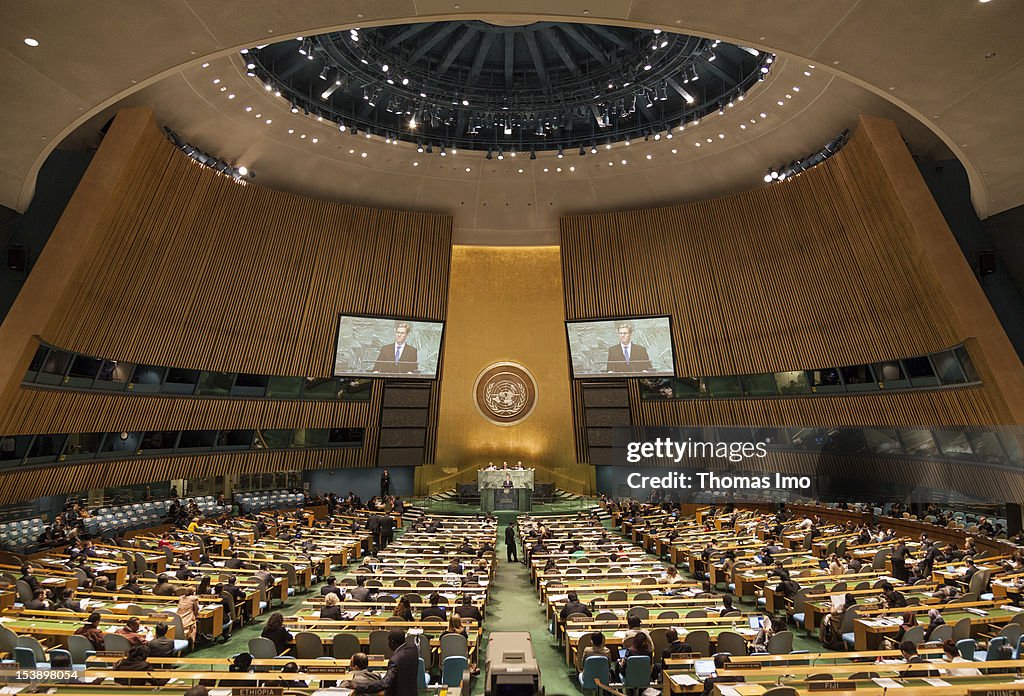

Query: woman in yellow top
[186,517,200,533]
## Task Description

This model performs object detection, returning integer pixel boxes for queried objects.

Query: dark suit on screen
[373,343,419,373]
[606,343,653,373]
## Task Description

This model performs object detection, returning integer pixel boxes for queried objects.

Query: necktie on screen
[395,345,401,363]
[625,346,630,363]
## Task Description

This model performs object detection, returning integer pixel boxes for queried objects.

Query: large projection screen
[566,316,675,378]
[334,315,444,378]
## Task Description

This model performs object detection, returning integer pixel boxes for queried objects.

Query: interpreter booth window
[162,368,201,394]
[931,350,967,385]
[37,349,73,385]
[999,433,1024,466]
[217,430,255,450]
[874,361,909,389]
[933,429,975,460]
[329,428,363,446]
[900,429,940,458]
[0,435,32,466]
[339,378,372,401]
[303,377,337,400]
[705,375,742,397]
[807,368,843,393]
[954,346,979,382]
[822,429,868,454]
[139,430,179,455]
[791,428,827,450]
[839,364,876,391]
[967,431,1009,466]
[864,429,903,455]
[63,432,105,460]
[232,373,269,397]
[130,364,165,392]
[96,360,134,390]
[742,373,777,397]
[266,376,303,398]
[292,429,329,448]
[26,434,66,463]
[101,431,142,457]
[256,429,292,449]
[903,356,939,387]
[177,429,217,452]
[638,377,706,400]
[775,371,811,395]
[196,371,234,396]
[67,355,101,387]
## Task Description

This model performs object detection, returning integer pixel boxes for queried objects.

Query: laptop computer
[748,616,763,630]
[694,659,716,679]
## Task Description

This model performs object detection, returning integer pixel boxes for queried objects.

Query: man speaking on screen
[373,322,419,374]
[606,321,653,373]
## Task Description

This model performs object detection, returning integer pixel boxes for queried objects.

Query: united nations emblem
[473,362,538,426]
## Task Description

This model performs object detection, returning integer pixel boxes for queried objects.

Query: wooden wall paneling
[561,120,1023,500]
[561,125,967,376]
[41,114,452,375]
[0,108,453,504]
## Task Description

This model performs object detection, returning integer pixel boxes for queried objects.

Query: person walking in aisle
[505,523,518,563]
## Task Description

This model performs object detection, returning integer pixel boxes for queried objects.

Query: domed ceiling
[249,20,769,153]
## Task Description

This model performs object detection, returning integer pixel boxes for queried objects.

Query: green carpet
[479,515,578,696]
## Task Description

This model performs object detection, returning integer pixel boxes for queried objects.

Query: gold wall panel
[425,246,589,494]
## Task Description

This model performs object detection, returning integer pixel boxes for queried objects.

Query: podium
[478,469,534,512]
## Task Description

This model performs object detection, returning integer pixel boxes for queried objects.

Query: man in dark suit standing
[367,514,382,549]
[892,541,912,582]
[373,322,419,374]
[379,514,395,550]
[380,469,391,497]
[353,629,418,696]
[606,322,653,373]
[505,524,518,563]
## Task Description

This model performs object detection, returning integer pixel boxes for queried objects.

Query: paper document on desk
[0,686,26,694]
[922,678,950,687]
[671,675,699,687]
[717,686,741,696]
[313,690,354,696]
[872,678,903,688]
